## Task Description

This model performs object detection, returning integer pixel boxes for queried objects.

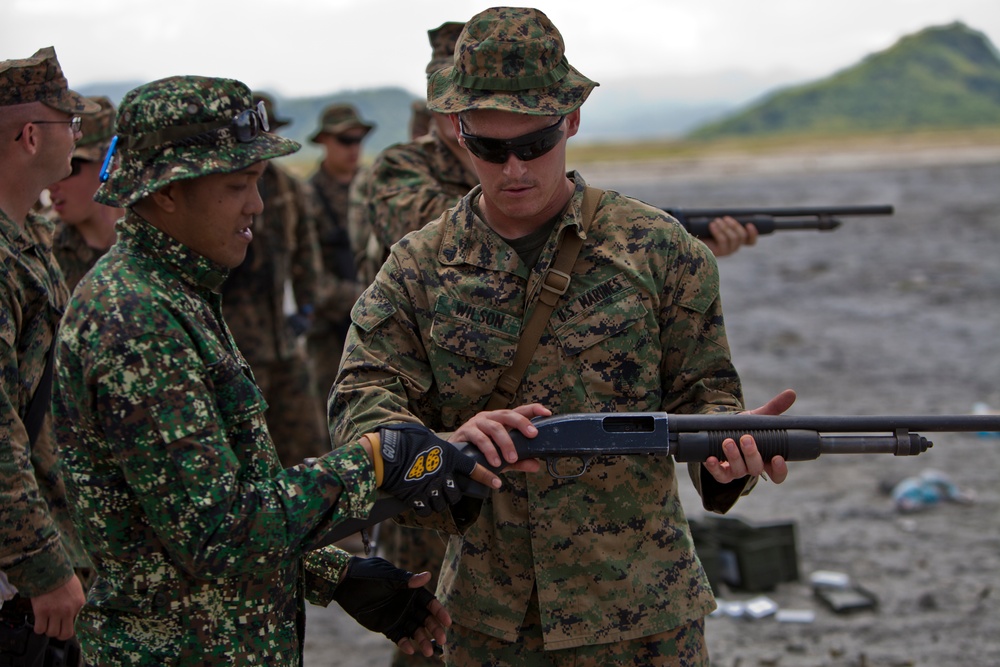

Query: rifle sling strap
[486,186,604,411]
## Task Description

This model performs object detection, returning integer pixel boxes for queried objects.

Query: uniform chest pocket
[206,356,267,429]
[429,295,521,368]
[553,285,649,357]
[551,287,655,405]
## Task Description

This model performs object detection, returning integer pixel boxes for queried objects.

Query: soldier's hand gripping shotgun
[663,204,894,239]
[322,411,999,545]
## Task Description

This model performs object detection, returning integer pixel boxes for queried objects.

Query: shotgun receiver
[320,411,998,545]
[663,204,894,238]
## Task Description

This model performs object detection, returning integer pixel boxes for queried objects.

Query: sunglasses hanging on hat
[117,100,270,153]
[101,101,271,183]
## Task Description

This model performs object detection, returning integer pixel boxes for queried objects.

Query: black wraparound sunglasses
[459,115,565,164]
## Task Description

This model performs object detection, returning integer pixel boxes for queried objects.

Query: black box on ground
[690,515,799,593]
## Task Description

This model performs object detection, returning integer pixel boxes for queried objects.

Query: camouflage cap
[0,46,100,114]
[96,76,300,208]
[73,96,116,162]
[426,21,465,77]
[308,103,375,143]
[253,91,291,131]
[426,7,598,116]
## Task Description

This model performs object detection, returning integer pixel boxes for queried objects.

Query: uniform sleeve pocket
[352,284,397,334]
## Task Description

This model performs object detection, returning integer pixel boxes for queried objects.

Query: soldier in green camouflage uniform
[221,92,328,468]
[52,75,499,666]
[308,103,373,403]
[0,46,99,645]
[330,9,794,666]
[345,23,479,667]
[48,95,121,291]
[349,21,477,288]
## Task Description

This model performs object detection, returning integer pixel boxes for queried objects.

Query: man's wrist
[363,433,383,486]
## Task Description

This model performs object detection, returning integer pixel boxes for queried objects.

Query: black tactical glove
[286,308,313,337]
[332,556,436,645]
[370,423,477,516]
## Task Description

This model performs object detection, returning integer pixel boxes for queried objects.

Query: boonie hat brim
[96,133,299,208]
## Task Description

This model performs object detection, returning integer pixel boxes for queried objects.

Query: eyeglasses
[334,134,364,146]
[122,100,271,152]
[14,116,83,141]
[459,116,565,164]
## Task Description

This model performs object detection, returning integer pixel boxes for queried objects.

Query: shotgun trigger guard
[546,456,591,479]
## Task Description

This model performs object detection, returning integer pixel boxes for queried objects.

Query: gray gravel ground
[304,144,1000,667]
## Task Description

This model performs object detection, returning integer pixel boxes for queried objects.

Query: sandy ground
[304,142,1000,667]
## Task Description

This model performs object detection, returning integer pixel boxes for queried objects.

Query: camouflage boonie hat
[253,91,291,131]
[308,103,375,143]
[96,76,300,208]
[73,96,116,162]
[426,21,465,77]
[426,7,598,116]
[0,46,100,114]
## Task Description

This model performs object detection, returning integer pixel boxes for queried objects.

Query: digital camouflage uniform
[348,20,469,288]
[346,163,379,287]
[354,130,477,666]
[53,76,378,666]
[50,95,118,293]
[53,222,105,293]
[221,93,328,468]
[0,208,89,595]
[332,175,750,653]
[347,25,477,662]
[308,105,372,401]
[331,9,757,665]
[0,46,98,604]
[350,127,478,289]
[309,167,365,398]
[344,23,478,666]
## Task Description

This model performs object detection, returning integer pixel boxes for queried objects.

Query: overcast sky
[5,0,999,99]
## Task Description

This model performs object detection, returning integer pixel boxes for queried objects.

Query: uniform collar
[437,170,589,274]
[119,209,229,292]
[0,207,52,251]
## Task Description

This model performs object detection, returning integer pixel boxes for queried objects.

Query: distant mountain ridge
[689,22,1000,139]
[79,22,1000,152]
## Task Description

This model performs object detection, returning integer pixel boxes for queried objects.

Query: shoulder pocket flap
[351,284,397,334]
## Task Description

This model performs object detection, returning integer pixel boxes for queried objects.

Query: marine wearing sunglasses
[459,115,565,163]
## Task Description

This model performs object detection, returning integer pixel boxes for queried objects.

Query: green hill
[689,22,1000,139]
